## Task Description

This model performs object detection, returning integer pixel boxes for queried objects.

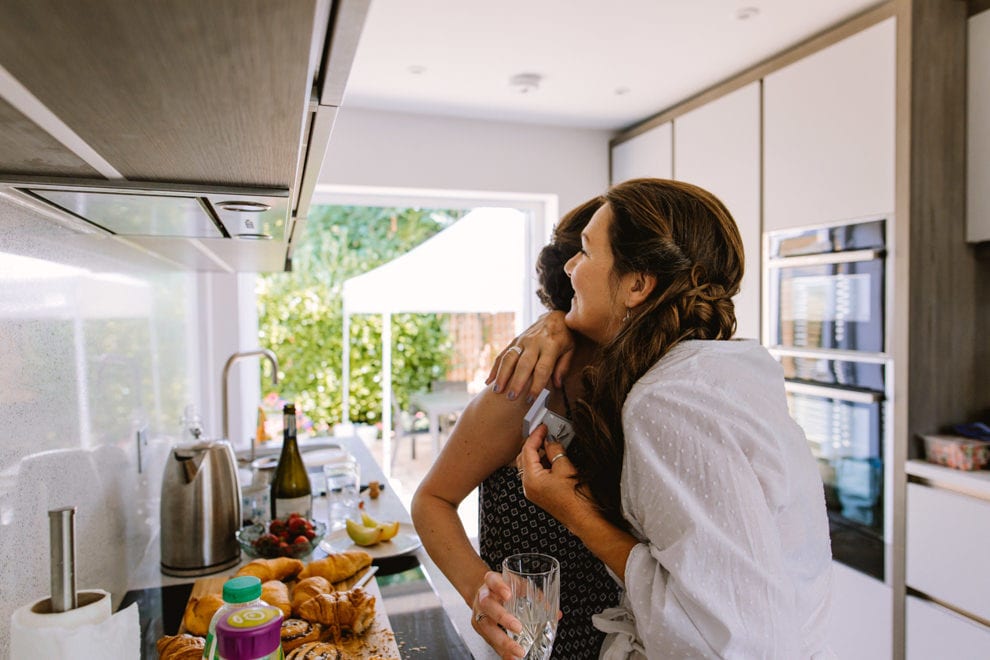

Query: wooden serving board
[178,565,400,659]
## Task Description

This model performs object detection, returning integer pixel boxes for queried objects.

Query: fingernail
[525,395,534,405]
[492,384,501,394]
[507,391,516,401]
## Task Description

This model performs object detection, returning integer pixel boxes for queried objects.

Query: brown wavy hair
[536,198,602,311]
[568,178,745,528]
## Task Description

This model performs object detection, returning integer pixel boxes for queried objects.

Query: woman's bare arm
[410,387,529,659]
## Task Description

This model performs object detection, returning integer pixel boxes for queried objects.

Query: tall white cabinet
[673,83,762,340]
[763,18,896,231]
[610,122,672,183]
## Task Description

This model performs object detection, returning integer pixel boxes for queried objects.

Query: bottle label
[274,495,312,520]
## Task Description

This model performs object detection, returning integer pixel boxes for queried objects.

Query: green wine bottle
[270,403,312,520]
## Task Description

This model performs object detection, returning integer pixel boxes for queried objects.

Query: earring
[623,308,631,323]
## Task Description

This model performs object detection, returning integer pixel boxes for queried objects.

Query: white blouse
[595,340,834,659]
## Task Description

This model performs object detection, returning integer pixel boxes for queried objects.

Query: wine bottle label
[274,495,312,520]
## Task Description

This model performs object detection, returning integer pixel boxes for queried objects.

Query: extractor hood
[3,177,289,241]
[0,0,371,272]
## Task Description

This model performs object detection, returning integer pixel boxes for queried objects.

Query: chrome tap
[222,349,279,460]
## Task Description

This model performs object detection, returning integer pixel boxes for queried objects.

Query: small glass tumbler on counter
[502,552,560,660]
[323,452,360,531]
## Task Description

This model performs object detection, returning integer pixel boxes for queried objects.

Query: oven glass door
[770,254,884,353]
[785,381,885,579]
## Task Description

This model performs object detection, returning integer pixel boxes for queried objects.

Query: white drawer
[906,482,990,621]
[906,595,990,660]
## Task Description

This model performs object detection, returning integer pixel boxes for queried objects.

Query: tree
[256,205,462,433]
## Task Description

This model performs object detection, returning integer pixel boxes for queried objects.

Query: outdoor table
[408,389,474,457]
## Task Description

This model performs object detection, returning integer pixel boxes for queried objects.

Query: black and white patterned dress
[480,465,622,659]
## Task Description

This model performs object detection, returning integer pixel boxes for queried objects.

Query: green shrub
[257,205,461,432]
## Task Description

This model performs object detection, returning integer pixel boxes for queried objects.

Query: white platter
[319,528,422,559]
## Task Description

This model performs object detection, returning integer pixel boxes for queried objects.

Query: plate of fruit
[319,512,421,559]
[237,514,326,559]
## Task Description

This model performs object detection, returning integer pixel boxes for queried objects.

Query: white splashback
[0,196,203,657]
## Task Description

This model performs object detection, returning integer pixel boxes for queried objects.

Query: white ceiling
[344,0,884,131]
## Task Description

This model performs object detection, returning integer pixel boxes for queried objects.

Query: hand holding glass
[502,553,560,660]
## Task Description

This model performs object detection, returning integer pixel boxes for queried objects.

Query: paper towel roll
[10,589,139,659]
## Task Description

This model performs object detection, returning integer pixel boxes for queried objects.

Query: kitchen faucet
[222,349,279,461]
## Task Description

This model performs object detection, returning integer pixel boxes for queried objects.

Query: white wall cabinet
[906,595,990,660]
[968,10,990,242]
[611,122,672,183]
[673,83,762,340]
[763,18,896,231]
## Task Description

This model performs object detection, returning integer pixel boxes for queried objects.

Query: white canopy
[342,207,527,314]
[340,207,529,478]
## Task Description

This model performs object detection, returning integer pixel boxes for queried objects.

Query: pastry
[291,576,334,614]
[297,551,372,583]
[262,579,292,618]
[285,641,344,659]
[181,592,224,636]
[295,587,376,638]
[156,633,205,659]
[236,556,305,582]
[280,618,324,652]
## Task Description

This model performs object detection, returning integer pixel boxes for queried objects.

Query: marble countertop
[124,434,500,659]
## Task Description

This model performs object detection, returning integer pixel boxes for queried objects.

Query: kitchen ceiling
[344,0,885,131]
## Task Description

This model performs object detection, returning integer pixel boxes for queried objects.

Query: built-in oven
[765,219,891,581]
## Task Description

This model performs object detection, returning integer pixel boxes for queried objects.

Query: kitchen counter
[123,435,489,659]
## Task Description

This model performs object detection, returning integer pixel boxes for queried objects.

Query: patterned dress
[480,465,622,659]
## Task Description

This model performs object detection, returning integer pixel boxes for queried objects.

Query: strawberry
[293,535,309,547]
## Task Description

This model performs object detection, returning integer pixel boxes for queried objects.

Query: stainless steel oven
[765,219,891,581]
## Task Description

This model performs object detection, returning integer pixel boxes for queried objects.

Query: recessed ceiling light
[736,6,760,20]
[407,65,427,75]
[509,73,542,94]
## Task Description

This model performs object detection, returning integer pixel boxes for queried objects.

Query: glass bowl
[236,519,326,559]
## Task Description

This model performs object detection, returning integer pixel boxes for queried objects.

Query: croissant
[262,579,292,618]
[291,576,334,614]
[236,557,305,582]
[295,588,376,638]
[181,593,224,636]
[285,641,344,659]
[156,633,205,660]
[280,618,324,652]
[297,551,372,583]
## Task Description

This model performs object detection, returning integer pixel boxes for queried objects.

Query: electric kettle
[160,439,242,576]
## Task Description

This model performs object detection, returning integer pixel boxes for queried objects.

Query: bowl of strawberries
[237,513,326,559]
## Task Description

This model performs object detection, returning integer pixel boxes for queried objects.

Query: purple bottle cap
[215,605,283,660]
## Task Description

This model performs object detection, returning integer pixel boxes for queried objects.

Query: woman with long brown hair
[483,178,834,658]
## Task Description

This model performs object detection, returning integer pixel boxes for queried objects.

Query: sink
[235,437,343,465]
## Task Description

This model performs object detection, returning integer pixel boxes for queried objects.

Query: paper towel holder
[49,506,77,612]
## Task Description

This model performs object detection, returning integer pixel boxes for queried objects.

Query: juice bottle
[203,576,265,659]
[215,605,284,660]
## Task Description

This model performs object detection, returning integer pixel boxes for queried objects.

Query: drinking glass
[323,453,360,531]
[502,553,560,660]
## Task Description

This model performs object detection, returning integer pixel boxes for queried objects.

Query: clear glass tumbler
[322,454,360,531]
[502,553,560,660]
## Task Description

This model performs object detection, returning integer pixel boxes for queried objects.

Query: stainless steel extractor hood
[3,177,289,241]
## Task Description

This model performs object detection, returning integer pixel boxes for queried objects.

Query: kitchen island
[123,435,493,659]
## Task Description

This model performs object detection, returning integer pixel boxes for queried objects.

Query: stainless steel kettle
[160,439,242,576]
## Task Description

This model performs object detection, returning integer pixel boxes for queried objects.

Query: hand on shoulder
[486,311,576,403]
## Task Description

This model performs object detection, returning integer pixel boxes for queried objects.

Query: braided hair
[568,178,745,529]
